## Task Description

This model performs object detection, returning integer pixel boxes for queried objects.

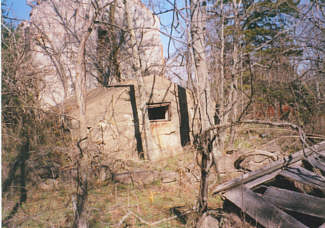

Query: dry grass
[2,126,303,227]
[3,150,220,227]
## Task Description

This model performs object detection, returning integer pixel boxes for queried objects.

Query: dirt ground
[2,126,304,227]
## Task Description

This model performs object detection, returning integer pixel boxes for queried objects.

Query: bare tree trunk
[190,0,215,217]
[73,9,97,228]
[229,0,242,144]
[316,78,321,101]
[124,0,157,160]
[190,0,214,132]
[197,138,210,215]
[218,0,226,153]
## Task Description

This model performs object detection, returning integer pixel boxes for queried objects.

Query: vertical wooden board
[280,167,325,190]
[224,186,308,228]
[263,186,325,219]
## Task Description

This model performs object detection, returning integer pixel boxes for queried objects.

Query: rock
[197,214,219,228]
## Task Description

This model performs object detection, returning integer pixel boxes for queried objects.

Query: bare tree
[28,1,111,227]
[189,0,218,218]
[72,4,98,227]
[1,4,71,226]
[124,0,157,160]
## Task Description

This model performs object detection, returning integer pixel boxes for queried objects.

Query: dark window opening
[147,103,170,121]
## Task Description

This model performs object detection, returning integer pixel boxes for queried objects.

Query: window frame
[146,102,171,122]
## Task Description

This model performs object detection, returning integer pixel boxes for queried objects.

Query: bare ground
[2,126,303,227]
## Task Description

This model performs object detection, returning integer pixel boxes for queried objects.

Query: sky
[4,0,179,57]
[6,0,31,21]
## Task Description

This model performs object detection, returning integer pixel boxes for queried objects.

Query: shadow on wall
[108,85,144,158]
[177,85,190,147]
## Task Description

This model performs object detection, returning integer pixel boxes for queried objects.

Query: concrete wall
[65,75,193,161]
[140,76,184,160]
[65,86,138,159]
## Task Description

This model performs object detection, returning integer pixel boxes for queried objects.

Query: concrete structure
[22,1,195,160]
[64,75,197,160]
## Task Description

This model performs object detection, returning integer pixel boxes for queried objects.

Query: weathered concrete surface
[197,214,220,228]
[65,75,194,161]
[22,0,193,161]
[140,76,184,160]
[65,85,138,159]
